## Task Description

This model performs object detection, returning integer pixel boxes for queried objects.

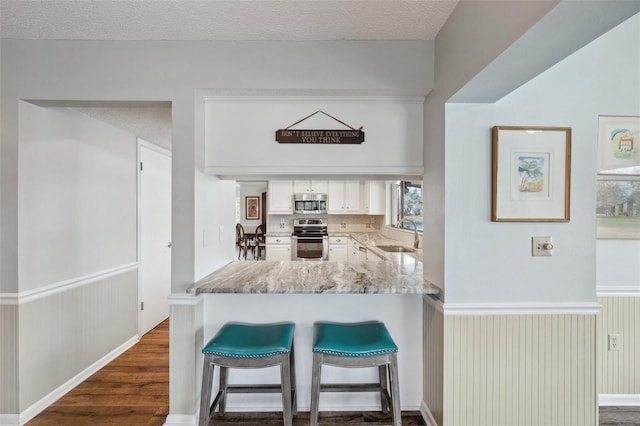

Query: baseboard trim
[163,414,197,426]
[17,335,139,425]
[420,401,438,426]
[599,394,640,406]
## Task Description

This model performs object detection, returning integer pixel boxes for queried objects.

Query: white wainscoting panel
[422,296,444,426]
[598,295,640,396]
[0,303,19,415]
[18,267,138,412]
[443,314,597,426]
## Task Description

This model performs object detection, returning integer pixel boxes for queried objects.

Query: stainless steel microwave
[293,193,327,214]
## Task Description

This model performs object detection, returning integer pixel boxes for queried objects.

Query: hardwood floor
[27,320,170,426]
[600,406,640,426]
[26,318,640,425]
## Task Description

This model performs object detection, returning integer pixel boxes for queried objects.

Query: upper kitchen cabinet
[267,180,293,214]
[203,95,424,178]
[293,180,328,194]
[328,181,361,214]
[362,181,385,215]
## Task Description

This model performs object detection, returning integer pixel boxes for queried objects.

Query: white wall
[18,103,137,291]
[422,1,559,293]
[194,172,237,282]
[204,96,424,178]
[444,13,640,304]
[597,240,640,290]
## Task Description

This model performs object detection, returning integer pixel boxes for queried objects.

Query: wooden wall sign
[276,129,364,144]
[276,111,365,145]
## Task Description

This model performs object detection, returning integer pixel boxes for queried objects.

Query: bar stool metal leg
[290,340,298,415]
[279,355,293,426]
[199,357,215,426]
[310,352,322,426]
[389,353,401,426]
[218,366,228,417]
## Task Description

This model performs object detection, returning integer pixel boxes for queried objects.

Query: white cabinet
[328,236,349,261]
[293,180,328,194]
[328,181,361,214]
[266,236,292,261]
[348,238,367,262]
[366,248,386,262]
[268,181,293,214]
[362,181,386,215]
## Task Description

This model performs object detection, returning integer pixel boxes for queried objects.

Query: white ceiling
[0,0,458,41]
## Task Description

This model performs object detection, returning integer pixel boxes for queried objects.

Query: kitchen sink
[376,245,416,253]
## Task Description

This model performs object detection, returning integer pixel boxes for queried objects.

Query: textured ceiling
[0,0,459,41]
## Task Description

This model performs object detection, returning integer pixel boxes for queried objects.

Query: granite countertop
[343,232,423,262]
[190,260,439,295]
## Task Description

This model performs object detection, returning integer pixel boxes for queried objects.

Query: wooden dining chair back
[235,223,247,259]
[255,224,266,260]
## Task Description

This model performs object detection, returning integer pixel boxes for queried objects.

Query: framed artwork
[597,115,640,174]
[492,126,571,222]
[245,196,260,220]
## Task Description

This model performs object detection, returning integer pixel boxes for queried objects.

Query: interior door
[139,141,172,335]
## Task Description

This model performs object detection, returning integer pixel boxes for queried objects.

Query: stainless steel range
[291,218,328,261]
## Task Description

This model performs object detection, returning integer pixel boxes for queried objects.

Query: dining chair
[235,223,248,260]
[255,224,266,260]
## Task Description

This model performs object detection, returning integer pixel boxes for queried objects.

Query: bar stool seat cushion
[203,322,295,358]
[313,321,398,357]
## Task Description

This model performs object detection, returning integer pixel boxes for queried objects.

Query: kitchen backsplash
[268,214,382,234]
[267,214,421,248]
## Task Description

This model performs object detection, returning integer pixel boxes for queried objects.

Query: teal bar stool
[310,321,401,426]
[199,322,296,426]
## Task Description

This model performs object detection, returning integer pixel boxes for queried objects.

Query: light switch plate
[532,236,553,256]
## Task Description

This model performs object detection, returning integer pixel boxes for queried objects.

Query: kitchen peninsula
[187,249,439,415]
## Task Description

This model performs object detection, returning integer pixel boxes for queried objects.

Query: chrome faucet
[395,218,420,249]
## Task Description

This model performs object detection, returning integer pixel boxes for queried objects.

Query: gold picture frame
[492,126,571,222]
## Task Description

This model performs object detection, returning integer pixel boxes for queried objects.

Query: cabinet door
[343,181,361,212]
[362,181,385,215]
[366,249,385,262]
[310,180,328,193]
[327,181,346,213]
[293,180,328,193]
[348,239,367,262]
[266,245,291,261]
[328,245,348,261]
[293,181,310,193]
[268,181,293,214]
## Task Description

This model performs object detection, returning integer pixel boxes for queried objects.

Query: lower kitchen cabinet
[366,248,385,261]
[328,236,348,261]
[265,236,292,261]
[349,238,367,262]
